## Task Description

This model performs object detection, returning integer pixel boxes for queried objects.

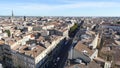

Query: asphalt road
[48,39,72,68]
[47,22,84,68]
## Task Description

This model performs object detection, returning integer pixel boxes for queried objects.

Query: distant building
[42,24,54,30]
[101,24,120,32]
[23,16,27,21]
[10,10,14,23]
[48,29,69,38]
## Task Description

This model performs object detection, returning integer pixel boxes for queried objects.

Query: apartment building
[0,33,66,68]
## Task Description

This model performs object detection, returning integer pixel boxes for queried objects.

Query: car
[73,59,82,64]
[54,63,57,66]
[56,57,60,61]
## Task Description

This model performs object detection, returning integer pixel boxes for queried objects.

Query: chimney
[23,52,25,54]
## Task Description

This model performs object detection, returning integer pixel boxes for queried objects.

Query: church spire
[11,10,14,23]
[12,10,14,17]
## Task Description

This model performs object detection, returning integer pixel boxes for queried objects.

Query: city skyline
[0,0,120,16]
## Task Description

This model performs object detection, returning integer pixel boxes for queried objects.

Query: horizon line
[0,15,120,17]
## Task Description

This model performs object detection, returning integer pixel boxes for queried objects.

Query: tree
[117,21,120,24]
[70,23,78,33]
[4,30,11,37]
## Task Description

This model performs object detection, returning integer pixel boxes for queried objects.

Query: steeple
[12,10,14,17]
[23,16,27,21]
[11,10,14,23]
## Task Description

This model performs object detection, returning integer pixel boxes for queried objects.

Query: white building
[42,25,54,30]
[69,41,98,64]
[0,63,3,68]
[89,34,99,49]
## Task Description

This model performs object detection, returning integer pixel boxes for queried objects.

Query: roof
[74,41,94,56]
[37,36,45,41]
[12,35,62,58]
[59,28,68,32]
[113,46,120,65]
[4,38,15,46]
[13,44,46,58]
[0,40,4,45]
[66,60,102,68]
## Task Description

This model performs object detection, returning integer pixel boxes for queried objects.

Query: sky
[0,0,120,16]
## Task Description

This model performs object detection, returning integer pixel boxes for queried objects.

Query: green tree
[117,21,120,24]
[4,30,11,37]
[70,23,78,33]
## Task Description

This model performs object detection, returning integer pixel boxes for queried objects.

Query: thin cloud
[1,2,120,10]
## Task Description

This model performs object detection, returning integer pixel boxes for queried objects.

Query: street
[47,39,72,68]
[47,21,83,68]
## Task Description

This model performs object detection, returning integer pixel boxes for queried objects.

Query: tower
[11,10,14,22]
[23,16,27,21]
[12,10,14,17]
